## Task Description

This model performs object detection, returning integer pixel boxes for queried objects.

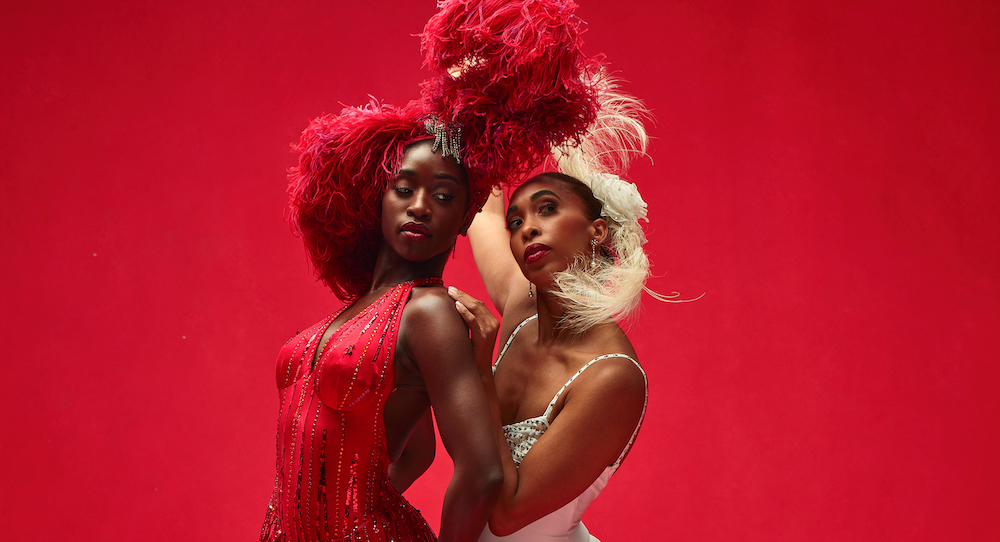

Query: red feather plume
[287,100,428,301]
[420,0,600,190]
[288,0,603,298]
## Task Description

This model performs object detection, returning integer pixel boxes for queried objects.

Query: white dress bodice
[478,315,647,542]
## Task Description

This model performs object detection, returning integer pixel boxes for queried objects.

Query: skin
[450,174,648,536]
[312,140,502,542]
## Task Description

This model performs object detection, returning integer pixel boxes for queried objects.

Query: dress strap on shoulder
[540,354,641,420]
[493,314,537,372]
[613,356,647,468]
[539,354,648,468]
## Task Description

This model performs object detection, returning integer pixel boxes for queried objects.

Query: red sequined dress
[260,279,440,542]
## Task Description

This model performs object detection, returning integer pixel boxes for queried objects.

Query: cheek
[379,200,392,225]
[508,232,519,251]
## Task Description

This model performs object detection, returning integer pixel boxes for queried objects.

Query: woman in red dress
[260,1,605,540]
[260,124,502,542]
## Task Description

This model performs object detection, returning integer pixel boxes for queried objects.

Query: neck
[369,242,451,292]
[532,285,621,346]
[532,288,579,346]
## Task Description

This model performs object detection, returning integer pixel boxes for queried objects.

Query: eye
[538,202,557,214]
[434,192,456,202]
[392,185,413,195]
[506,217,523,231]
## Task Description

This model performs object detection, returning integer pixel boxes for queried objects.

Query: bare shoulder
[573,329,645,398]
[399,286,471,363]
[403,286,465,329]
[575,354,646,397]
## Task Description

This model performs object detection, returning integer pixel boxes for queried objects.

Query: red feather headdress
[288,0,600,300]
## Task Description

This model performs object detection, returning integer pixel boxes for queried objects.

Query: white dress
[478,315,648,542]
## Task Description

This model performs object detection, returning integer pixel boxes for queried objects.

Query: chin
[406,246,451,263]
[522,260,565,281]
[521,268,552,288]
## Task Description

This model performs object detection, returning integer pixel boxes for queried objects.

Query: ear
[459,205,479,236]
[590,218,609,245]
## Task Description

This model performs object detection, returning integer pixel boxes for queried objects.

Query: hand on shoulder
[405,284,464,324]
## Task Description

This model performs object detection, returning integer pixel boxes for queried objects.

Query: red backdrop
[2,1,998,540]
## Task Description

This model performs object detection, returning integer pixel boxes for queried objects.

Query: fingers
[448,286,499,337]
[453,299,475,325]
[447,286,475,306]
[448,286,489,315]
[449,287,476,322]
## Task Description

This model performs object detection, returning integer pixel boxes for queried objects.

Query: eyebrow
[506,190,562,218]
[530,189,561,202]
[396,169,462,184]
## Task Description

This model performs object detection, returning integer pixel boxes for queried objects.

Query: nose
[406,189,432,220]
[520,216,540,241]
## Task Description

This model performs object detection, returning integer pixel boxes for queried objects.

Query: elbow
[480,463,503,500]
[453,460,502,504]
[488,511,525,537]
[486,482,534,537]
[489,499,542,537]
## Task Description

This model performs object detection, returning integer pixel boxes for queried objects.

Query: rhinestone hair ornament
[423,116,463,163]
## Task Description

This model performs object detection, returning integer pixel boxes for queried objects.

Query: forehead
[400,140,464,178]
[510,175,567,201]
[510,175,586,208]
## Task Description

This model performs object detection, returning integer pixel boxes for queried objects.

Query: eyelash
[392,185,456,201]
[507,202,557,230]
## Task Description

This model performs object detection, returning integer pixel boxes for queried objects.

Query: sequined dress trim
[260,279,441,542]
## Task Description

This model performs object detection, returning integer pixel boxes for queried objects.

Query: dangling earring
[590,239,599,268]
[528,282,533,298]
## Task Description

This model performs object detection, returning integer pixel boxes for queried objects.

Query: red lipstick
[401,222,431,240]
[523,243,551,264]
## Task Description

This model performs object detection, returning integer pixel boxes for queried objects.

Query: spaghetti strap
[492,315,647,468]
[540,354,642,420]
[493,314,537,373]
[612,356,647,467]
[538,353,648,467]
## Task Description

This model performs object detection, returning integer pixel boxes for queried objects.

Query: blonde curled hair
[549,75,680,334]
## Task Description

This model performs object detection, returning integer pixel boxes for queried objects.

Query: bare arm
[487,361,646,534]
[467,188,528,315]
[401,289,503,542]
[388,411,436,493]
[449,288,647,536]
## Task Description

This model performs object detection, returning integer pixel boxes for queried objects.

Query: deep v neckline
[309,278,442,371]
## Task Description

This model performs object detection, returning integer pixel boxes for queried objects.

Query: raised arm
[467,188,529,315]
[401,288,503,542]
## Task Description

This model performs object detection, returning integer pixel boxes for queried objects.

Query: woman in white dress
[449,87,666,541]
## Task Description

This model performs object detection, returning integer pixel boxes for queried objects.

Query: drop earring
[528,282,533,298]
[590,239,599,268]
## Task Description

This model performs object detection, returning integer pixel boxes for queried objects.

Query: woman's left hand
[448,286,500,374]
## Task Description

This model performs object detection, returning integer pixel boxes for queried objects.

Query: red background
[2,1,998,540]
